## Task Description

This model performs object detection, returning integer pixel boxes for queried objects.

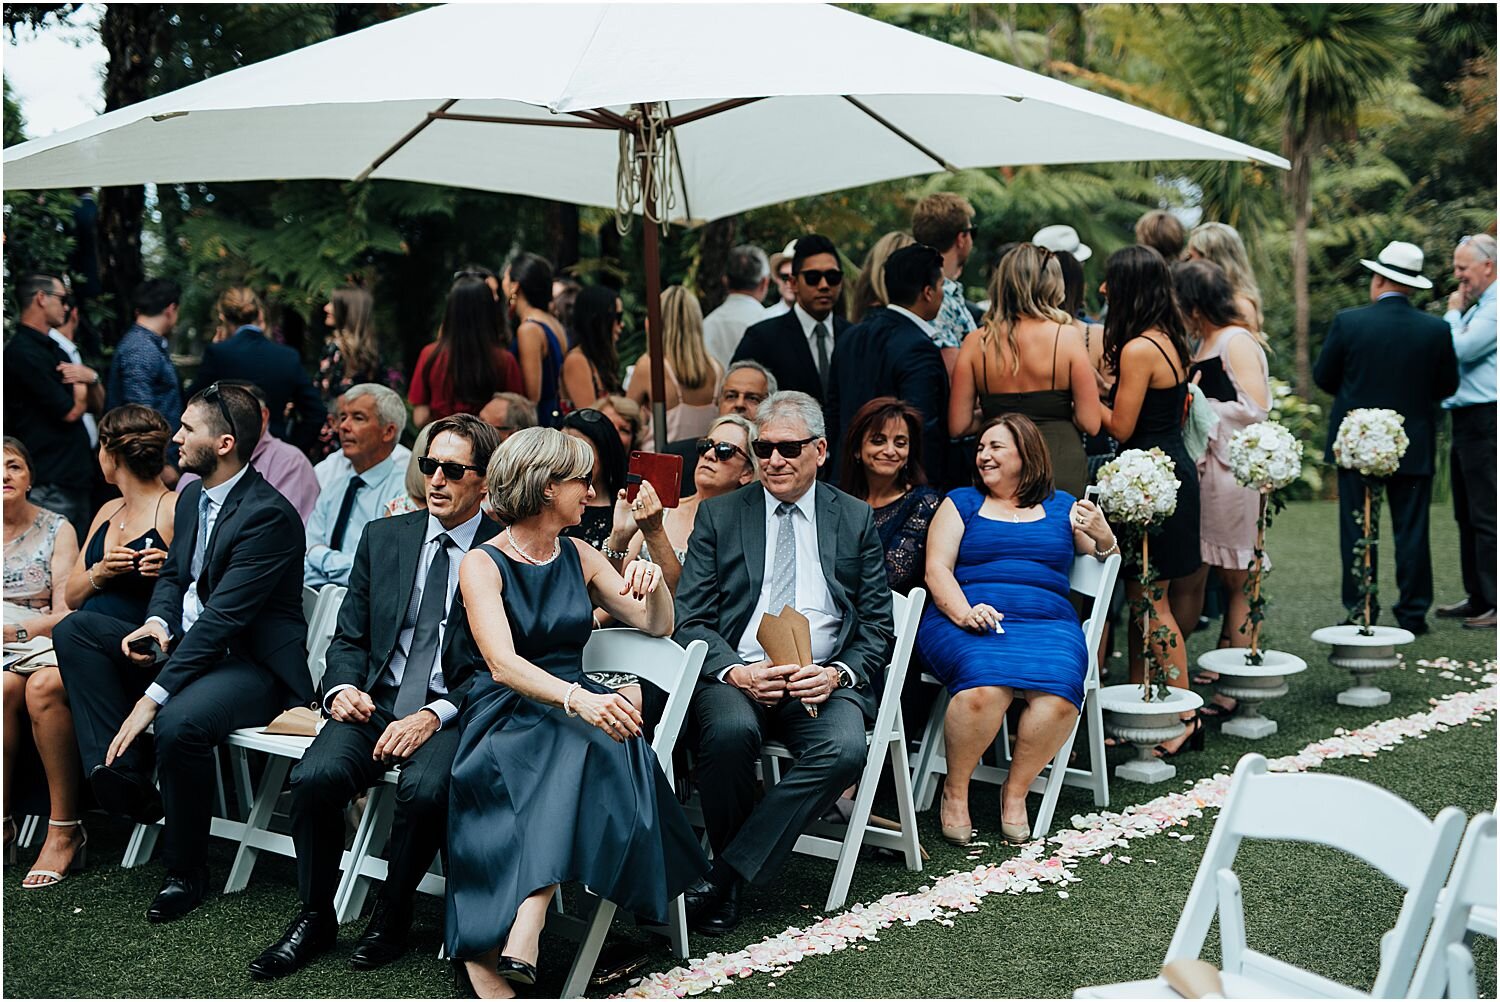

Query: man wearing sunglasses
[250,414,501,981]
[4,273,96,536]
[55,383,311,924]
[675,391,894,936]
[305,385,410,587]
[733,235,851,404]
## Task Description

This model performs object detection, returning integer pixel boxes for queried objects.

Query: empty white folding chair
[1408,812,1495,999]
[757,587,927,912]
[910,554,1119,838]
[1075,753,1466,999]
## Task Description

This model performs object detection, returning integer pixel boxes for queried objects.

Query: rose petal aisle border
[617,665,1496,999]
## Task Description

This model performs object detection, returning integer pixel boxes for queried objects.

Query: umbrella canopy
[3,2,1286,214]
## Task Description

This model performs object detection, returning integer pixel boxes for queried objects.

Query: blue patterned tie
[191,489,212,578]
[768,501,798,616]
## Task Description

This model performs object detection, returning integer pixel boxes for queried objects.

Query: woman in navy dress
[447,427,708,998]
[918,413,1117,848]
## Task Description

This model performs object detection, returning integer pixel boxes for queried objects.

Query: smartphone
[627,451,683,509]
[1084,485,1101,505]
[128,635,165,663]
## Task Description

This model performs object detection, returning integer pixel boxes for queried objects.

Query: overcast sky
[4,5,108,140]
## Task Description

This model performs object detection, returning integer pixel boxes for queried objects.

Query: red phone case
[627,451,683,509]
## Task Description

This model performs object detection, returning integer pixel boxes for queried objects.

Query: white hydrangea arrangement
[1332,408,1409,478]
[1094,448,1179,527]
[1229,420,1302,493]
[1094,448,1182,700]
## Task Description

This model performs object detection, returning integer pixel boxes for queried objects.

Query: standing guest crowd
[1,209,1490,995]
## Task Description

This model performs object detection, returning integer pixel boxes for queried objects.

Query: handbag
[3,636,58,675]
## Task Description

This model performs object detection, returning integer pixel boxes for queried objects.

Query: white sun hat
[1360,240,1432,290]
[1032,224,1092,262]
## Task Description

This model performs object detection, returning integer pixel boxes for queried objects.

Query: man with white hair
[305,384,410,586]
[703,245,772,368]
[674,390,893,936]
[1438,233,1497,629]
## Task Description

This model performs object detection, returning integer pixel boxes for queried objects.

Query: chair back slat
[307,584,346,691]
[1409,813,1497,998]
[582,629,707,782]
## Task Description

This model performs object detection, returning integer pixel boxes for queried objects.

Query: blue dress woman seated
[917,413,1116,849]
[446,427,707,999]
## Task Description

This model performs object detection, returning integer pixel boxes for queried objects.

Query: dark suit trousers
[54,610,286,872]
[689,680,867,886]
[288,691,460,914]
[1336,469,1433,626]
[1450,403,1497,611]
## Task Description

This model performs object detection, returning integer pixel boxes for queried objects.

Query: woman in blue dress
[447,427,708,998]
[918,413,1117,848]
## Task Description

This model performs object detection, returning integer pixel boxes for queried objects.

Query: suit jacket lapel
[390,513,427,645]
[815,482,841,598]
[741,487,767,605]
[200,469,255,595]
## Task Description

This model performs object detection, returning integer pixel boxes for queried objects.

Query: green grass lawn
[4,500,1495,999]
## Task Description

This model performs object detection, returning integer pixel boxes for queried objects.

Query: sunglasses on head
[417,456,485,480]
[752,436,816,460]
[696,438,749,463]
[201,382,237,438]
[798,268,843,288]
[1459,235,1496,262]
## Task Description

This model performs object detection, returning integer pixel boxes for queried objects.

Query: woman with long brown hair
[315,286,386,457]
[948,243,1101,496]
[839,397,939,595]
[410,276,525,428]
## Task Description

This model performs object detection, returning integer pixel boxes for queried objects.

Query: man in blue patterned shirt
[107,278,185,481]
[912,192,977,374]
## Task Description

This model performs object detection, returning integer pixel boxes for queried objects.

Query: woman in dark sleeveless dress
[949,243,1101,497]
[447,427,708,998]
[1098,246,1203,755]
[504,253,568,428]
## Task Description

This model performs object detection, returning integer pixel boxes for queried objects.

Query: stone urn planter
[1098,684,1204,784]
[1196,648,1307,739]
[1310,624,1414,708]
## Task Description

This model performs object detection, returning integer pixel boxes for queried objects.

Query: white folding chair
[1075,753,1466,999]
[910,554,1119,838]
[219,584,346,893]
[757,587,927,912]
[1408,812,1495,999]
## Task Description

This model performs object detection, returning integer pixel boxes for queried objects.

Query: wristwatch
[833,664,856,689]
[14,626,28,643]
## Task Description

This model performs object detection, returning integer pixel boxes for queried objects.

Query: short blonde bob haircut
[486,426,594,523]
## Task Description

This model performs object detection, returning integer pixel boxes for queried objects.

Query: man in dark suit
[192,317,326,451]
[825,243,949,481]
[55,383,310,922]
[1313,241,1460,633]
[732,235,851,403]
[674,391,894,936]
[248,414,501,981]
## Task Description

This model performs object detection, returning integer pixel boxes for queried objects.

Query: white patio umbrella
[4,2,1287,445]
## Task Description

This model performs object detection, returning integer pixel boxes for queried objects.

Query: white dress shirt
[48,328,98,447]
[144,463,249,706]
[885,303,938,338]
[703,292,771,369]
[323,509,485,728]
[792,302,837,358]
[733,485,840,666]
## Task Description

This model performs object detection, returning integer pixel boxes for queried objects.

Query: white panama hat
[1360,240,1432,290]
[1031,224,1092,262]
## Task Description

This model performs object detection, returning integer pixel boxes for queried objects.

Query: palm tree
[1258,5,1418,395]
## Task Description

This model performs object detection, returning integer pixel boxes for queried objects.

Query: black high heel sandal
[497,956,538,986]
[1154,712,1206,758]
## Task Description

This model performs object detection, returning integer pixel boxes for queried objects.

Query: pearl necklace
[504,528,560,566]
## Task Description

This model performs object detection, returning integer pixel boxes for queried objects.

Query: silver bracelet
[601,542,629,560]
[1094,539,1119,559]
[563,682,582,717]
[87,564,103,591]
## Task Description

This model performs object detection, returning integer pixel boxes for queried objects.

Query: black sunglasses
[417,456,485,481]
[798,269,843,288]
[43,289,75,308]
[201,382,237,438]
[752,436,817,460]
[697,438,749,464]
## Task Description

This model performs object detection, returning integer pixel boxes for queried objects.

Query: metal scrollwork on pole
[615,102,676,236]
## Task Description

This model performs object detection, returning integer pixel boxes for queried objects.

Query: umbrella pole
[643,219,668,452]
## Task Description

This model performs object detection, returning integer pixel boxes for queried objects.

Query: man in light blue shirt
[305,384,409,586]
[1438,234,1497,628]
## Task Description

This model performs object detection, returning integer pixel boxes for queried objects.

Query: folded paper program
[758,605,817,717]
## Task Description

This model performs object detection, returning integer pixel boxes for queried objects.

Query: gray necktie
[191,490,212,578]
[813,321,831,392]
[768,501,798,616]
[394,533,452,718]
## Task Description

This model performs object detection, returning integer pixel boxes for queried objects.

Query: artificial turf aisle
[3,501,1495,998]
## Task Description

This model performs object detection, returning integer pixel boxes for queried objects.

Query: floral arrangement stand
[1097,684,1204,783]
[1093,448,1190,784]
[1206,420,1307,738]
[1310,624,1414,707]
[1316,408,1412,707]
[1195,648,1306,738]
